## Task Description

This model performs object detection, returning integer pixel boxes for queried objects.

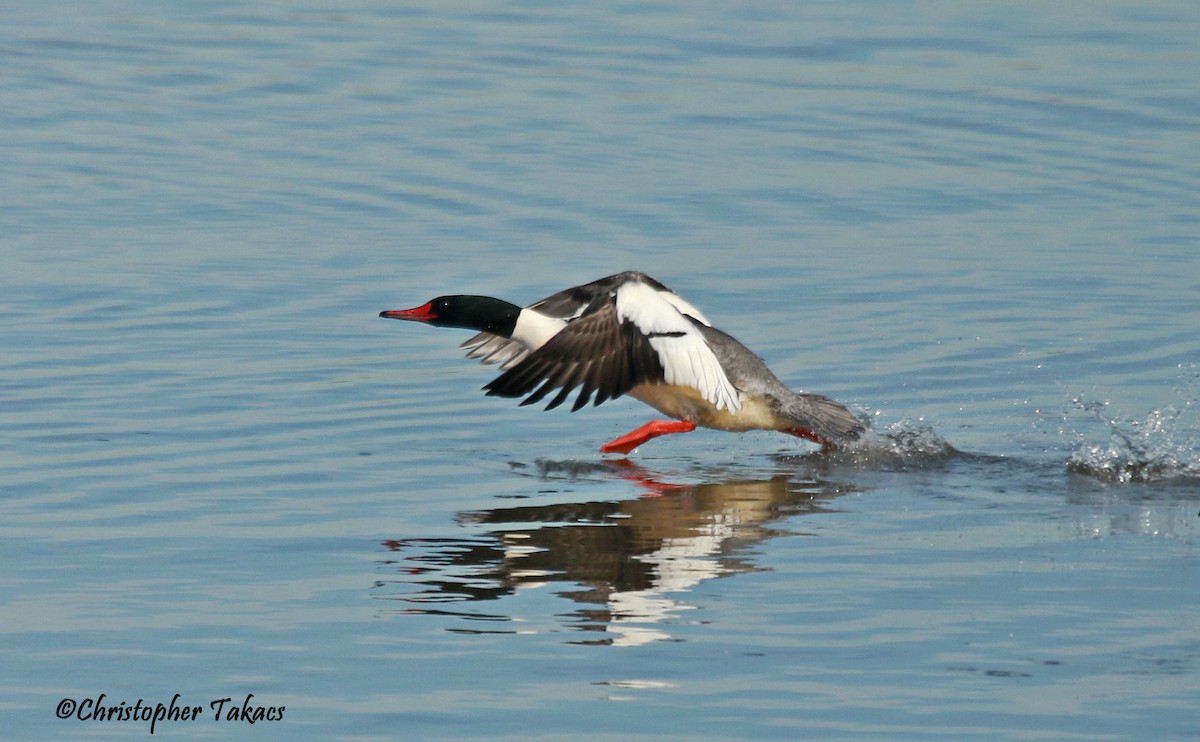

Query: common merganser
[380,271,863,454]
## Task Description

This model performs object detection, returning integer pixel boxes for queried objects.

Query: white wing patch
[657,291,713,327]
[615,281,741,412]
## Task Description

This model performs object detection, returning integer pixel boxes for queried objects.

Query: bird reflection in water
[376,459,855,646]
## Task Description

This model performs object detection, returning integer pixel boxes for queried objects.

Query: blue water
[3,2,1198,740]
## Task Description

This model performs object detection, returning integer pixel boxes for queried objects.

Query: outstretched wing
[459,274,626,370]
[483,274,741,413]
[460,271,714,370]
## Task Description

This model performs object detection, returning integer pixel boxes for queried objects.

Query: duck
[380,271,863,454]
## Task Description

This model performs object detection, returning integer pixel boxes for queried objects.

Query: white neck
[511,309,566,351]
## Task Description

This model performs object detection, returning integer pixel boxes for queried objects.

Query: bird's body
[381,271,863,454]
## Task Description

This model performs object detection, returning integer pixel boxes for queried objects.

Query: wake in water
[772,410,962,470]
[821,386,1199,485]
[1063,397,1200,484]
[835,415,958,466]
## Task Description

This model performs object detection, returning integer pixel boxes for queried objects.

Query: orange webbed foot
[600,420,697,455]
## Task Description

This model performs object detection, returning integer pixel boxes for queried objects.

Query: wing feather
[483,274,741,413]
[616,281,741,412]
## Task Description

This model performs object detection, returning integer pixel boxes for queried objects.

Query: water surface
[3,2,1198,740]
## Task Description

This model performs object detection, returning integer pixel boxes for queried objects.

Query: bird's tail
[779,391,865,447]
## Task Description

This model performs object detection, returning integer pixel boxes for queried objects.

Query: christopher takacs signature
[56,693,284,734]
